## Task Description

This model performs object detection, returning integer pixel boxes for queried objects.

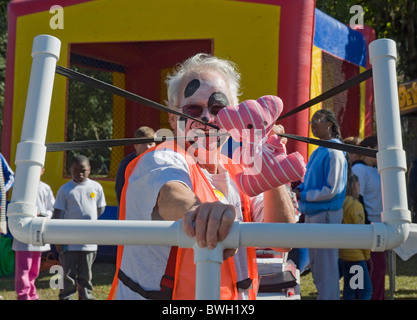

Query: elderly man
[109,53,295,300]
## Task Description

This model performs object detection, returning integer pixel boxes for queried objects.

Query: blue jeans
[305,209,343,300]
[339,259,372,300]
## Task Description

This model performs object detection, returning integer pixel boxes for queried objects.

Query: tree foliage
[0,0,12,145]
[65,65,113,176]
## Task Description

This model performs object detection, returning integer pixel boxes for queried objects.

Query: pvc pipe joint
[369,38,397,61]
[31,34,61,60]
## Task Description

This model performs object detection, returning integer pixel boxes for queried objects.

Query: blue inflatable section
[314,8,367,68]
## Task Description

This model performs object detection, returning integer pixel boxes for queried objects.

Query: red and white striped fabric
[217,95,306,197]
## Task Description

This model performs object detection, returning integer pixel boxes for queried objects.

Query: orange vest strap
[116,244,178,300]
[160,246,178,292]
[117,269,172,300]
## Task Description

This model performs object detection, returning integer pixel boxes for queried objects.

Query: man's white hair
[165,53,241,108]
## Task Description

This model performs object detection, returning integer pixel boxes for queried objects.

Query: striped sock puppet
[217,95,306,197]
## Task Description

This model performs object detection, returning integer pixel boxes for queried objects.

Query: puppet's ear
[256,95,283,123]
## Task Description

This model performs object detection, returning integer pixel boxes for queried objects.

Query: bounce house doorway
[64,40,213,180]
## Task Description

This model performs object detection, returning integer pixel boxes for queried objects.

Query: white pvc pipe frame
[7,35,412,300]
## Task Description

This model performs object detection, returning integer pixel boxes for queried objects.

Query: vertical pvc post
[194,245,223,300]
[192,222,240,300]
[369,39,409,221]
[369,39,410,248]
[8,35,60,230]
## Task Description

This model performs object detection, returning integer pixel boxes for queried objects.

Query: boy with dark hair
[53,155,106,300]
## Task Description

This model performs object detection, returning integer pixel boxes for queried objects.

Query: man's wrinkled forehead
[177,71,230,104]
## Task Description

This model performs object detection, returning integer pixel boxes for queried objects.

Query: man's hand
[182,202,237,260]
[269,124,287,144]
[157,182,238,259]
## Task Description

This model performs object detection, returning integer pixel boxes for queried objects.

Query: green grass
[0,260,116,300]
[1,254,417,300]
[300,253,417,300]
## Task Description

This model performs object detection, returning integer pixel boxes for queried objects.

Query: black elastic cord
[46,137,162,152]
[46,133,230,152]
[278,133,376,158]
[57,65,372,124]
[278,68,373,120]
[53,65,374,157]
[55,65,218,129]
[46,133,376,158]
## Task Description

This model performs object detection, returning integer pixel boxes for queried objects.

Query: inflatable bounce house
[4,0,374,259]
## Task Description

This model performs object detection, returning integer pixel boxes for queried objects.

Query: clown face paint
[171,71,231,162]
[184,79,200,98]
[208,91,229,109]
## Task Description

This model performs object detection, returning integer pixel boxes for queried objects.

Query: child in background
[53,155,106,300]
[339,173,372,300]
[13,167,55,300]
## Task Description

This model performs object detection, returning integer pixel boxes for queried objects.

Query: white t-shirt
[54,178,106,251]
[116,148,263,300]
[352,163,383,223]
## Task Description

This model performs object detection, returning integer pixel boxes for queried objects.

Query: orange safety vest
[108,141,259,300]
